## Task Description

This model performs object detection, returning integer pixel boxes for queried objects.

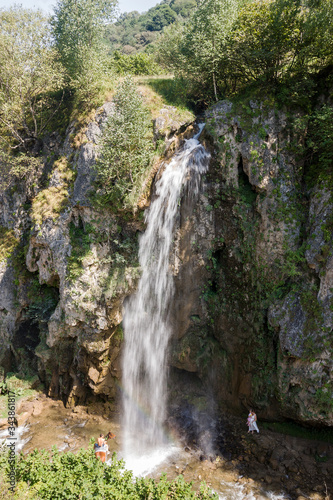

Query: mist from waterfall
[121,125,210,472]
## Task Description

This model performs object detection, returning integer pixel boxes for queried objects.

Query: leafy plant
[0,7,65,150]
[93,76,154,211]
[0,447,218,499]
[51,0,117,104]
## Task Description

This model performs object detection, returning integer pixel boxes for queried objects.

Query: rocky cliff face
[0,97,332,426]
[169,100,333,426]
[0,102,142,406]
[0,101,192,408]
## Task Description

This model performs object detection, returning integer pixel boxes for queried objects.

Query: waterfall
[122,125,210,471]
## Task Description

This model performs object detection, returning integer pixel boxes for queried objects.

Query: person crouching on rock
[104,431,115,441]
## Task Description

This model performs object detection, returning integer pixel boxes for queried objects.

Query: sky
[0,0,159,14]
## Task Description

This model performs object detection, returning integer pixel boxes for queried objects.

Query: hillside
[105,0,198,54]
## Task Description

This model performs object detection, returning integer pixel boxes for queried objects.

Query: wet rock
[17,412,31,427]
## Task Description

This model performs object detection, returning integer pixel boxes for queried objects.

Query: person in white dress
[247,409,259,434]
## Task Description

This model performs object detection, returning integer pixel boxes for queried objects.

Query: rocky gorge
[0,91,332,498]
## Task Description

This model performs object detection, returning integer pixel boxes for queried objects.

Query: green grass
[262,420,333,444]
[0,373,42,418]
[136,75,195,122]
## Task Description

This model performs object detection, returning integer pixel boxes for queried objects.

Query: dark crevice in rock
[238,155,257,204]
[12,319,41,373]
[13,320,40,355]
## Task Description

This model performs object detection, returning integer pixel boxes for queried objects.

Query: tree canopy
[0,7,64,150]
[51,0,117,102]
[156,0,333,104]
[94,77,154,211]
[105,0,199,54]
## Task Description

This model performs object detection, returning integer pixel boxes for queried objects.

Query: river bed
[0,394,331,500]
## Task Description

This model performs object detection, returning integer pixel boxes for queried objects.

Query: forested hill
[105,0,198,54]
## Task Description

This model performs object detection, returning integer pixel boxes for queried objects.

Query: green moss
[31,157,76,225]
[315,381,333,414]
[0,226,18,262]
[67,218,140,300]
[0,373,43,419]
[67,221,94,281]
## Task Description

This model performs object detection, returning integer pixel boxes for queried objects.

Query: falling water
[122,125,210,472]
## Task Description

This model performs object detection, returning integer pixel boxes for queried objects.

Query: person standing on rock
[94,433,109,462]
[247,409,259,434]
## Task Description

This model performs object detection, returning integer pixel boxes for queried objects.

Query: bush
[0,7,64,150]
[93,77,154,212]
[0,446,218,499]
[113,51,162,76]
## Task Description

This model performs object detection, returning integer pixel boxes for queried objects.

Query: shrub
[0,447,218,499]
[31,157,75,225]
[93,77,154,212]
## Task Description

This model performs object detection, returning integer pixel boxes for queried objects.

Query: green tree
[146,4,177,31]
[0,7,64,151]
[225,0,305,86]
[94,77,154,211]
[170,0,198,18]
[158,0,243,103]
[51,0,117,103]
[299,0,333,72]
[113,51,161,75]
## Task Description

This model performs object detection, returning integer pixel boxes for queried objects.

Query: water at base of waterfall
[0,425,31,453]
[114,446,288,500]
[121,124,210,467]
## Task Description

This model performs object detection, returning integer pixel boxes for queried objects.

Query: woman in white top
[247,410,259,434]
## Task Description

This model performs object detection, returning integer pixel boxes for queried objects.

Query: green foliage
[261,420,333,444]
[315,382,333,414]
[229,0,308,85]
[306,105,333,186]
[67,221,94,281]
[0,7,65,150]
[0,226,18,263]
[160,0,242,103]
[0,447,217,499]
[0,151,41,192]
[51,0,117,104]
[170,0,198,17]
[113,51,162,75]
[105,0,198,55]
[146,4,177,31]
[160,0,333,104]
[93,77,154,211]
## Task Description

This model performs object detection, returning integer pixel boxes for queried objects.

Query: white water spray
[122,125,210,471]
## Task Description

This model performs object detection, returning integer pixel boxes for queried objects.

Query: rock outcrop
[169,99,332,426]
